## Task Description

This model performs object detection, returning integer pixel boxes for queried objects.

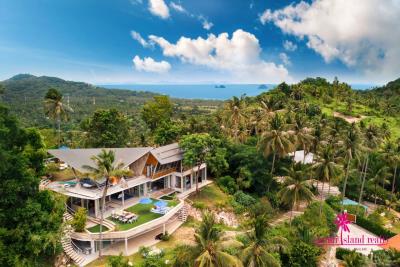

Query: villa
[45,143,209,266]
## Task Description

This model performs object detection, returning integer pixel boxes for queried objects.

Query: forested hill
[370,77,400,96]
[0,74,222,128]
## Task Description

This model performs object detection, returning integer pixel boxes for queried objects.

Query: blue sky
[1,0,399,84]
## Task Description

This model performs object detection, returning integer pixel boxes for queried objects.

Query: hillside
[0,74,222,128]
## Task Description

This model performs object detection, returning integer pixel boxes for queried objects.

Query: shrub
[159,231,170,241]
[217,175,238,194]
[106,253,130,267]
[356,216,396,239]
[343,250,368,267]
[336,248,354,260]
[288,241,321,267]
[233,191,256,206]
[192,201,206,210]
[71,207,87,232]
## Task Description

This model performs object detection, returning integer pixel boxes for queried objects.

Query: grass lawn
[87,224,109,233]
[188,183,230,210]
[108,199,179,231]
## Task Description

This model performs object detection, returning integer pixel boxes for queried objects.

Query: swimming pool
[342,199,368,210]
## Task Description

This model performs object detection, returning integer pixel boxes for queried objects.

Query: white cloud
[148,29,290,83]
[202,19,213,30]
[260,0,400,81]
[283,40,297,52]
[148,0,169,19]
[133,55,171,73]
[279,53,291,66]
[170,2,186,13]
[131,31,152,48]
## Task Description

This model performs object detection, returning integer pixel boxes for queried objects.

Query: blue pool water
[342,199,368,210]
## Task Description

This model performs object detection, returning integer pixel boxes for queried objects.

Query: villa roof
[381,234,400,251]
[48,147,152,173]
[150,143,183,165]
[288,150,314,164]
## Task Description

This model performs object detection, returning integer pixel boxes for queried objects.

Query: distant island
[214,84,226,88]
[258,84,268,89]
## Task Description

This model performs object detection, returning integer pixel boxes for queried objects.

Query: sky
[1,0,399,85]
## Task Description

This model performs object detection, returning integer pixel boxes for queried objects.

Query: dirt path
[333,112,366,124]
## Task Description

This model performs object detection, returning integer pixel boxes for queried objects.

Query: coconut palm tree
[222,96,247,142]
[340,124,361,209]
[292,114,314,161]
[193,211,243,267]
[279,163,314,223]
[44,88,73,146]
[258,114,295,175]
[357,125,381,212]
[241,215,288,267]
[383,141,400,210]
[313,145,341,214]
[83,149,132,257]
[368,154,391,205]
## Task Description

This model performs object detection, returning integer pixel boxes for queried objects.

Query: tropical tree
[278,163,314,223]
[193,211,243,267]
[292,114,314,161]
[383,141,400,209]
[340,124,361,208]
[313,145,341,214]
[357,125,381,211]
[141,95,173,130]
[179,133,217,193]
[258,114,294,175]
[83,149,132,256]
[222,96,247,142]
[44,88,72,146]
[368,154,391,204]
[241,215,288,267]
[82,109,131,148]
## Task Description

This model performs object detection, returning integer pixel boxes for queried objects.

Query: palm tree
[83,149,132,257]
[258,114,295,175]
[383,141,400,210]
[357,125,381,212]
[44,88,72,146]
[368,154,390,205]
[193,211,243,267]
[292,114,314,161]
[279,163,314,223]
[313,145,341,214]
[340,124,361,209]
[241,215,288,267]
[222,96,247,142]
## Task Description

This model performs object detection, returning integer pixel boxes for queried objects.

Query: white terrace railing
[70,199,184,241]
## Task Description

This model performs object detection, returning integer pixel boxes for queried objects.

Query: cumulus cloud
[148,0,169,19]
[260,0,400,81]
[131,31,152,48]
[279,53,291,66]
[148,29,290,83]
[283,40,297,52]
[170,2,186,13]
[133,55,171,73]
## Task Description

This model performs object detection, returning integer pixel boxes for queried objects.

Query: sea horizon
[101,83,377,100]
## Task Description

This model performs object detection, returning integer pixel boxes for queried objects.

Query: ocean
[101,84,273,100]
[101,83,376,100]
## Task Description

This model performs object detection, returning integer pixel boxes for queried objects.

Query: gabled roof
[48,147,152,173]
[150,143,183,165]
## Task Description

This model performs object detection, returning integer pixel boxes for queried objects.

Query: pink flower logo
[335,212,351,232]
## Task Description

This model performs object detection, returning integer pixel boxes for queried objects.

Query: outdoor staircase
[179,204,188,222]
[62,210,85,266]
[39,178,51,190]
[61,233,85,266]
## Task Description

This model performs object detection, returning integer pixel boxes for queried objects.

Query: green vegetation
[110,200,178,231]
[87,224,110,233]
[71,207,87,232]
[0,104,64,266]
